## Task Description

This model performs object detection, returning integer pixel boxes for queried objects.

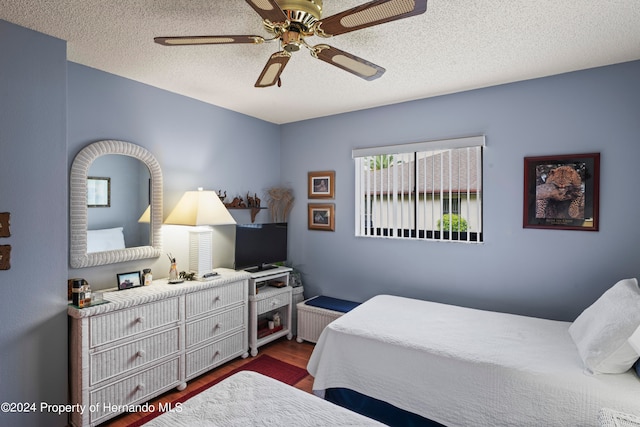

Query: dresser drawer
[90,357,181,424]
[185,305,245,348]
[185,330,245,379]
[186,280,245,319]
[90,298,180,348]
[90,327,180,385]
[257,291,290,314]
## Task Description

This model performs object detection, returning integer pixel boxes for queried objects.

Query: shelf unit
[227,206,266,223]
[247,266,293,356]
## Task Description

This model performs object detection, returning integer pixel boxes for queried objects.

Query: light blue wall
[0,20,68,426]
[281,60,640,321]
[67,63,282,288]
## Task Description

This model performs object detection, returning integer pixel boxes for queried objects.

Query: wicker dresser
[68,268,250,427]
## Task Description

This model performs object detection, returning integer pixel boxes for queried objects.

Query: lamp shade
[138,205,151,223]
[164,188,236,226]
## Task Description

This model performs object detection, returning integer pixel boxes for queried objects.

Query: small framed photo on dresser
[117,271,143,290]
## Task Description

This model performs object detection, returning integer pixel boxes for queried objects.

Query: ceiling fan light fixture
[282,30,302,52]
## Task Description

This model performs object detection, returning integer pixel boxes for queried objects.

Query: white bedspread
[307,295,640,426]
[145,371,384,426]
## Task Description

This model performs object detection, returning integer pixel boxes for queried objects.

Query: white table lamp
[164,188,236,279]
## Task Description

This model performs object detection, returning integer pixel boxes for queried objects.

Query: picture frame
[87,176,111,207]
[308,171,335,199]
[523,153,600,231]
[0,212,10,238]
[0,245,10,270]
[117,271,143,290]
[308,203,335,231]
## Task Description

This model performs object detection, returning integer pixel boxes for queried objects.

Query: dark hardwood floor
[100,338,315,426]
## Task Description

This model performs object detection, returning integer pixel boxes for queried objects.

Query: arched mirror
[70,140,163,268]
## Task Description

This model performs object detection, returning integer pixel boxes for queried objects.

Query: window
[353,135,484,243]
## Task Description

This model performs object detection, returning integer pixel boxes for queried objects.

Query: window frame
[353,135,485,243]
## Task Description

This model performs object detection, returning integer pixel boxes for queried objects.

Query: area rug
[127,355,309,426]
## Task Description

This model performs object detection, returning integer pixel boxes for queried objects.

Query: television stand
[247,266,293,356]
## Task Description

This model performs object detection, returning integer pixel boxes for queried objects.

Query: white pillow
[87,227,126,253]
[568,278,640,374]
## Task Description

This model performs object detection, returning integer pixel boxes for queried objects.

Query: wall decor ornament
[0,212,10,237]
[308,171,335,199]
[0,245,11,270]
[308,203,335,231]
[523,153,600,231]
[267,187,294,222]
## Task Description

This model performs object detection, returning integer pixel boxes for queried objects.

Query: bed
[307,278,640,426]
[145,371,384,426]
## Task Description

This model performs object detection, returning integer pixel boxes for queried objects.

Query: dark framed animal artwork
[523,153,600,231]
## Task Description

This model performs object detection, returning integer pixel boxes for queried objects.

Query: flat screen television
[234,222,288,272]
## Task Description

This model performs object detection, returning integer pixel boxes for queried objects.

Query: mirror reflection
[87,155,151,252]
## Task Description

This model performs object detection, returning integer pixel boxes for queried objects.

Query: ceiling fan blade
[245,0,288,24]
[154,35,265,46]
[312,45,385,81]
[315,0,427,37]
[255,51,291,87]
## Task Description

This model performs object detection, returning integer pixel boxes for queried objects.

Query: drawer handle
[213,350,220,358]
[136,383,145,391]
[271,300,279,306]
[136,316,145,324]
[137,349,146,358]
[212,295,221,304]
[213,323,221,330]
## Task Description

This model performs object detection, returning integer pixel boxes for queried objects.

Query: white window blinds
[353,135,485,242]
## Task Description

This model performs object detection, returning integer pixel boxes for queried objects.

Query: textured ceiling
[1,1,639,124]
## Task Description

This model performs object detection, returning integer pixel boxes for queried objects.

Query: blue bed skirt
[325,388,445,426]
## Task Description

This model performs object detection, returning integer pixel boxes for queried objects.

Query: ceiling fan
[154,0,428,88]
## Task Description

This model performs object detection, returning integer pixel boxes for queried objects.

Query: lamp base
[189,228,214,279]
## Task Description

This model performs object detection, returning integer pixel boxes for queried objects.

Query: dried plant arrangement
[267,187,294,222]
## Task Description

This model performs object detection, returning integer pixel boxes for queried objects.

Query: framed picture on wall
[0,212,10,238]
[308,171,335,199]
[523,153,600,231]
[308,203,335,231]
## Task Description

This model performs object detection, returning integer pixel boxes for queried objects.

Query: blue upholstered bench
[296,296,360,344]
